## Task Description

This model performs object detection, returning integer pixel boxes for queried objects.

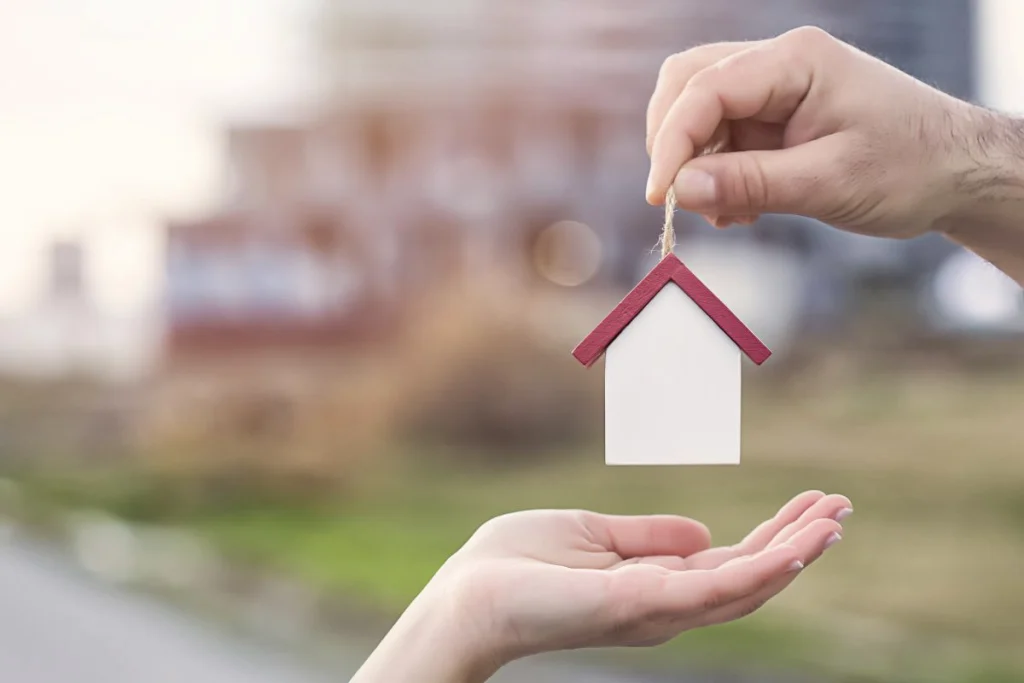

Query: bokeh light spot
[531,220,602,287]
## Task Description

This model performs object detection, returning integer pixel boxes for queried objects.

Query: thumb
[582,512,712,559]
[670,138,841,218]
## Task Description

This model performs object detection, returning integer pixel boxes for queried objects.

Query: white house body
[572,253,771,467]
[605,283,741,465]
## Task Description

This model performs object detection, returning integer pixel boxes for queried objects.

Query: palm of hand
[451,491,849,659]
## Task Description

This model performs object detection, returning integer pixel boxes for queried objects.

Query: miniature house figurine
[573,253,770,466]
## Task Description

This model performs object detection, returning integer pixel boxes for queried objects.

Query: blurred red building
[163,0,974,360]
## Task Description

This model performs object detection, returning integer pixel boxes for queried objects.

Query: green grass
[11,368,1024,683]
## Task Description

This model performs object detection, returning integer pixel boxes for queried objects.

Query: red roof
[572,253,771,367]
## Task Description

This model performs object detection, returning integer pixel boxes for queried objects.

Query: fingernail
[824,532,842,550]
[787,560,804,573]
[645,173,657,203]
[835,508,854,522]
[673,168,716,208]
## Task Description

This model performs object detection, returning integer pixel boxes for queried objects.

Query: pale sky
[0,0,317,315]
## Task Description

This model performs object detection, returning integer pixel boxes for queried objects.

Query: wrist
[351,573,505,683]
[936,104,1024,240]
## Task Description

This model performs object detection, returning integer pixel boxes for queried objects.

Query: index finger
[683,490,825,570]
[646,36,818,205]
[646,42,756,155]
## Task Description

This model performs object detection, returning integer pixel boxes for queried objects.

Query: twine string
[657,135,729,259]
[660,187,676,258]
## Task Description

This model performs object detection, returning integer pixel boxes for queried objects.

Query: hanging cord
[657,135,729,259]
[660,187,677,258]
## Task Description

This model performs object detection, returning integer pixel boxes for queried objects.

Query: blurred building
[164,0,976,359]
[0,239,161,380]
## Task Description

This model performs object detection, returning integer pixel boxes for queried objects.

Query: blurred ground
[0,536,334,683]
[5,347,1024,683]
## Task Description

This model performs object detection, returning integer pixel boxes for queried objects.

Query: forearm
[350,584,501,683]
[939,107,1024,285]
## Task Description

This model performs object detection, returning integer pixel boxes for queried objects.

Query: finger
[768,494,852,548]
[696,519,843,627]
[646,38,817,205]
[788,517,844,564]
[737,517,843,568]
[649,544,801,619]
[647,42,757,155]
[670,137,847,218]
[583,512,712,560]
[685,491,825,570]
[741,491,832,552]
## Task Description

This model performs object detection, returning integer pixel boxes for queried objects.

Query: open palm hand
[442,491,849,662]
[352,491,851,683]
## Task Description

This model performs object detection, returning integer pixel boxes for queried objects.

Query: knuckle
[658,52,686,79]
[713,46,755,72]
[686,42,728,67]
[660,44,749,93]
[782,25,834,50]
[716,155,770,211]
[659,45,717,79]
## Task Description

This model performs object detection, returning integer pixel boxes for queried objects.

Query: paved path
[0,536,337,683]
[0,532,778,683]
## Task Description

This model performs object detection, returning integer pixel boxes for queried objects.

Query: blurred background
[2,0,1024,681]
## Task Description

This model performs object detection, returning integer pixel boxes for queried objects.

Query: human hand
[645,26,987,238]
[352,491,850,683]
